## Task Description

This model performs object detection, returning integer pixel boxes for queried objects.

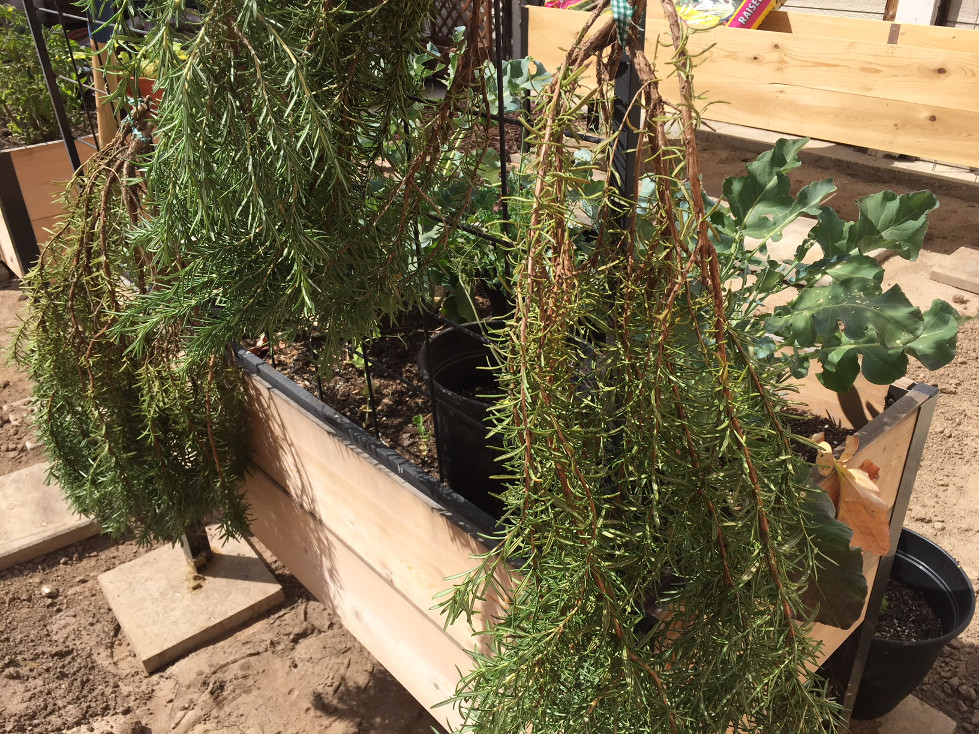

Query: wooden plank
[6,136,94,222]
[806,402,921,663]
[689,79,979,166]
[645,21,979,114]
[531,8,979,112]
[244,376,508,651]
[244,467,469,731]
[526,6,979,166]
[0,209,20,277]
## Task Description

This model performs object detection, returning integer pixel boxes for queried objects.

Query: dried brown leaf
[837,464,891,556]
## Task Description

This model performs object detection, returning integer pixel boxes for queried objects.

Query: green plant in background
[0,5,86,145]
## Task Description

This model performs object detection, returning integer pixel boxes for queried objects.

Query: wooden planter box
[0,136,95,277]
[236,347,938,729]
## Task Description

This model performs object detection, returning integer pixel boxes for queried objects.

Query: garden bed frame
[15,1,958,727]
[237,347,938,730]
[0,136,96,277]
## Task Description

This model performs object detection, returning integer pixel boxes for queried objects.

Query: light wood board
[244,376,510,652]
[244,467,469,731]
[6,137,94,222]
[526,6,979,166]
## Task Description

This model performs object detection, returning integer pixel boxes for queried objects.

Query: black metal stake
[361,341,381,439]
[52,0,101,150]
[23,0,83,172]
[180,521,213,571]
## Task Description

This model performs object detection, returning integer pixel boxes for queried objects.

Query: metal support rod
[33,7,90,23]
[52,1,101,149]
[611,49,643,205]
[22,0,83,172]
[510,0,525,60]
[492,0,512,241]
[180,521,213,570]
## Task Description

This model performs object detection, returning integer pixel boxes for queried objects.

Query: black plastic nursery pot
[852,528,976,720]
[417,322,507,519]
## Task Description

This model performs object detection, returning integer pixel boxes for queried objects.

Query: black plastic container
[852,528,976,720]
[417,322,507,519]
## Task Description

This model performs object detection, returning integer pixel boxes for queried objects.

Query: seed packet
[676,0,786,30]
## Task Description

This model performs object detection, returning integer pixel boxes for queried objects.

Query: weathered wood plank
[526,6,979,166]
[244,467,469,731]
[244,376,508,651]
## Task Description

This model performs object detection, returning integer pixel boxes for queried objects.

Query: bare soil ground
[2,141,978,733]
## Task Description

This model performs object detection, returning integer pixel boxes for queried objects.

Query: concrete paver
[98,526,283,673]
[930,246,979,295]
[0,463,99,571]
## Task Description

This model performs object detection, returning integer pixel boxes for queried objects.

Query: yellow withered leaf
[811,434,890,556]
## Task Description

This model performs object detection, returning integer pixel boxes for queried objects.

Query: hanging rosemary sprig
[442,2,848,731]
[14,106,248,543]
[95,0,443,366]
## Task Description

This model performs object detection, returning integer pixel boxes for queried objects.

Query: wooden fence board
[526,6,979,166]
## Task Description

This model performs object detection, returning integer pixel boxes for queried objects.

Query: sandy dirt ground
[2,140,979,733]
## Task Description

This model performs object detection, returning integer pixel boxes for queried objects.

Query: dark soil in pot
[875,577,943,642]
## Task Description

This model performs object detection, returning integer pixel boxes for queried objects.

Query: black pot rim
[873,527,976,648]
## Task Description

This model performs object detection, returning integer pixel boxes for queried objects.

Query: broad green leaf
[805,206,850,259]
[798,487,868,629]
[823,254,884,283]
[742,179,836,242]
[906,299,961,369]
[859,345,909,385]
[786,281,923,348]
[723,137,808,227]
[753,261,786,293]
[816,347,860,392]
[847,190,938,259]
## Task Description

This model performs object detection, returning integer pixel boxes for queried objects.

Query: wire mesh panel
[427,0,494,56]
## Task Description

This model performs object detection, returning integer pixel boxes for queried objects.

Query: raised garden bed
[235,345,939,729]
[0,135,95,277]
